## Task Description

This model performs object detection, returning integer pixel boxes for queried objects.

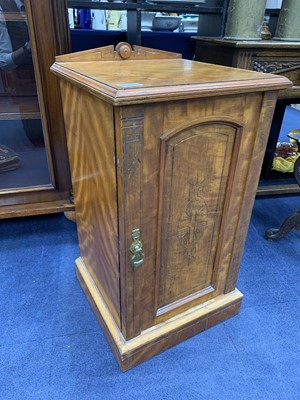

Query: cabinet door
[117,93,273,339]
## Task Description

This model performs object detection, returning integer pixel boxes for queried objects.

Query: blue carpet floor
[0,193,299,400]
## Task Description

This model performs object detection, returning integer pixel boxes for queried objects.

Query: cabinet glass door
[0,1,51,191]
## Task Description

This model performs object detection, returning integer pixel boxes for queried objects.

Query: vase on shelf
[274,0,300,41]
[224,0,267,41]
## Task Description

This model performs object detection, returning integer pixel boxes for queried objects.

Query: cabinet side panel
[224,90,279,292]
[158,124,236,308]
[59,80,120,326]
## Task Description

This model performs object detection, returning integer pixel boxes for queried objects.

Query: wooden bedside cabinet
[51,43,290,370]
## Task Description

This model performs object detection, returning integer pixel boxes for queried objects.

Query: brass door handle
[130,228,144,267]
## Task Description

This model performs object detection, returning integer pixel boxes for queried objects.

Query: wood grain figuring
[59,80,121,326]
[53,44,291,369]
[157,122,236,310]
[208,94,263,297]
[51,52,291,106]
[52,59,289,90]
[225,91,278,293]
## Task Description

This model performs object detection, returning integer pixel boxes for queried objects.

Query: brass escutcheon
[130,228,144,267]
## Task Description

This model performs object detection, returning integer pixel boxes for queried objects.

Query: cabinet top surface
[52,58,291,105]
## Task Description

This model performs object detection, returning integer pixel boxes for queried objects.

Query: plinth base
[75,257,243,371]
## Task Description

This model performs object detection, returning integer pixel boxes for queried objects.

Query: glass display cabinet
[0,0,73,218]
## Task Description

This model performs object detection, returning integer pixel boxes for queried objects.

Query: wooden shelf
[0,97,40,120]
[257,183,300,196]
[0,200,74,219]
[0,12,27,22]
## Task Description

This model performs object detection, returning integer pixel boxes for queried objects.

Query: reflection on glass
[0,0,51,190]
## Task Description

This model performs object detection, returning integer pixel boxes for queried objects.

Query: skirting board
[75,257,243,371]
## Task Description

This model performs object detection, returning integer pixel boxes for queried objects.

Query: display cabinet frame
[0,0,74,218]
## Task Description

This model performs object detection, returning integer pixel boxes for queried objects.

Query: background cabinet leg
[265,208,300,240]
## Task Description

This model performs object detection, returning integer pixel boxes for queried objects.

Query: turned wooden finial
[115,42,132,59]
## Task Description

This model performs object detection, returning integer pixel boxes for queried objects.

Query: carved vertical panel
[118,107,144,339]
[236,51,253,69]
[157,123,237,313]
